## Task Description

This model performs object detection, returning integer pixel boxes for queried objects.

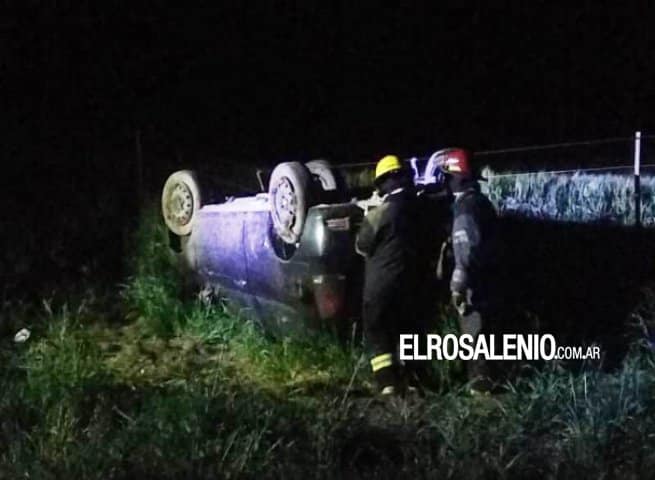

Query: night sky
[5,3,654,164]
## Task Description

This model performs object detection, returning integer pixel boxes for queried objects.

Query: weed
[483,167,655,226]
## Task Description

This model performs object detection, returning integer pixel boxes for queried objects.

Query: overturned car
[161,155,451,336]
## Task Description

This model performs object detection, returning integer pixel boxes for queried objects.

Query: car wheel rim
[273,177,298,233]
[166,182,194,227]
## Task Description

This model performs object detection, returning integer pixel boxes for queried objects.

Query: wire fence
[479,133,653,227]
[334,135,655,170]
[476,135,654,156]
[334,133,655,228]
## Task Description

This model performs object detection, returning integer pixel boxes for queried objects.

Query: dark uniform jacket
[356,188,445,342]
[450,187,499,304]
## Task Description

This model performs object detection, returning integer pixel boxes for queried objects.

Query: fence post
[634,130,642,227]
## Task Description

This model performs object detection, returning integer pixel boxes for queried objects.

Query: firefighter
[356,155,433,395]
[438,148,499,392]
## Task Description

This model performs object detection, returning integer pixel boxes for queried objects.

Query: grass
[3,204,655,478]
[482,167,655,226]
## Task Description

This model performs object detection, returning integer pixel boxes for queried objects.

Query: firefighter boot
[459,310,493,393]
[370,353,402,395]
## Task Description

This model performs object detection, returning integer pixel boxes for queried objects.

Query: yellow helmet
[375,155,403,181]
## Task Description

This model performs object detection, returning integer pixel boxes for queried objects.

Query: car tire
[161,170,203,236]
[306,159,348,203]
[306,159,340,191]
[269,162,314,244]
[423,149,449,184]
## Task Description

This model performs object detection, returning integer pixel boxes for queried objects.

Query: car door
[193,207,249,292]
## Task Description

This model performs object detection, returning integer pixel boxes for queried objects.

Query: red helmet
[437,148,476,178]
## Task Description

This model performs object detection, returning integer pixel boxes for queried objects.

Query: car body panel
[178,195,365,336]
